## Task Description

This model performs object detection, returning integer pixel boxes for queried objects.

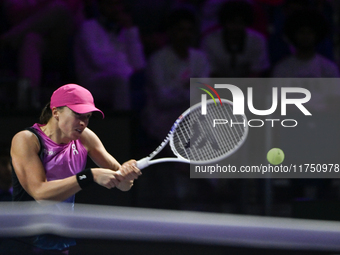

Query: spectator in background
[272,9,339,78]
[268,0,335,65]
[139,8,210,209]
[1,0,84,110]
[74,0,146,111]
[202,0,270,77]
[271,8,339,204]
[200,0,269,37]
[143,8,209,142]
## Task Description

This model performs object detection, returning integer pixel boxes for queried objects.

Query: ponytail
[39,103,65,124]
[39,102,52,124]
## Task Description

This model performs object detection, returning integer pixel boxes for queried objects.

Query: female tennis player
[10,83,141,252]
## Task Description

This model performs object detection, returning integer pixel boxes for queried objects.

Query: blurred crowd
[0,0,339,112]
[1,0,340,215]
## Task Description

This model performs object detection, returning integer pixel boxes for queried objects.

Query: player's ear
[51,107,59,121]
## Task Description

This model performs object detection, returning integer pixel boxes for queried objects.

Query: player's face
[58,107,92,141]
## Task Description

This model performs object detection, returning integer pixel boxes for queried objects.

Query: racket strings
[206,106,246,160]
[172,102,247,162]
[219,104,245,147]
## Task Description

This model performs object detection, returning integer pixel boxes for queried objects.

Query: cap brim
[67,104,104,118]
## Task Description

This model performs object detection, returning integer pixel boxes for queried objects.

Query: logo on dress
[72,144,79,155]
[44,149,55,156]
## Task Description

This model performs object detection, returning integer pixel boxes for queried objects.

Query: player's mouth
[75,128,83,134]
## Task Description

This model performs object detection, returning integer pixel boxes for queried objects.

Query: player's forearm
[31,176,81,202]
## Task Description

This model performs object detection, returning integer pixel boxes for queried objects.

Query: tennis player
[9,83,141,253]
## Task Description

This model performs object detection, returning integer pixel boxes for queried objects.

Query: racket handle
[136,157,150,170]
[115,158,149,176]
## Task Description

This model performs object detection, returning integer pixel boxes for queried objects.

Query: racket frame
[136,99,248,169]
[136,114,189,169]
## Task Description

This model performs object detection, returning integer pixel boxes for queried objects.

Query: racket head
[169,99,248,164]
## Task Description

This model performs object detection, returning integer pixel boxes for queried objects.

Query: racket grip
[136,157,150,170]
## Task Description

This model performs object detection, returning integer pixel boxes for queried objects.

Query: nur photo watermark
[190,78,340,178]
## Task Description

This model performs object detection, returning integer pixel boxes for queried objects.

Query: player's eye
[72,111,91,121]
[73,111,81,117]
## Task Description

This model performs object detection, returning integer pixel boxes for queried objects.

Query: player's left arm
[80,128,141,191]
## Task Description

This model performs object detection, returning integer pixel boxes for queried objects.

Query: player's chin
[70,130,82,140]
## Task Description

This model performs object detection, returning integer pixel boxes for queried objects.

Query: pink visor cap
[50,84,104,118]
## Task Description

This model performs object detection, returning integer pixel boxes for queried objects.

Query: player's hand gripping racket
[134,99,248,170]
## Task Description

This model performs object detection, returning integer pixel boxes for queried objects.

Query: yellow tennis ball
[267,148,285,165]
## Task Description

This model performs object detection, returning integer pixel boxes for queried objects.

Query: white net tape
[1,202,340,251]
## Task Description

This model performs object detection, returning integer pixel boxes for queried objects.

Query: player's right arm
[10,131,121,202]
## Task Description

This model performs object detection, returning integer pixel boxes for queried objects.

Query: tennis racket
[129,99,248,170]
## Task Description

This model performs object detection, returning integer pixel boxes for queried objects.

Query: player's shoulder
[79,127,100,149]
[11,130,40,152]
[13,129,37,142]
[80,127,96,140]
